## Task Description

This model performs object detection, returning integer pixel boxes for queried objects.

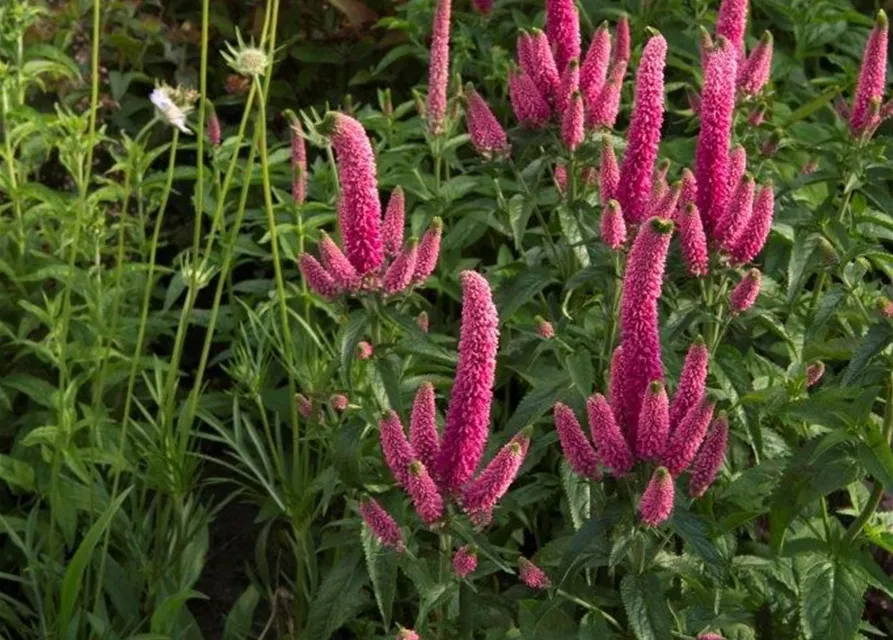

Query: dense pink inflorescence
[580,24,611,108]
[357,341,373,360]
[382,187,406,258]
[695,37,738,238]
[410,382,440,472]
[636,381,670,461]
[650,181,681,221]
[613,15,631,67]
[717,174,755,251]
[426,0,452,135]
[208,109,222,147]
[638,467,675,526]
[397,630,420,640]
[668,338,709,431]
[413,218,443,283]
[554,403,601,480]
[737,31,773,97]
[554,163,568,195]
[616,34,667,223]
[728,184,774,264]
[299,254,338,300]
[527,29,561,102]
[383,240,419,295]
[715,0,749,63]
[806,361,825,388]
[436,271,500,493]
[319,232,360,291]
[509,68,551,128]
[587,393,634,475]
[380,410,416,488]
[729,269,762,314]
[689,414,729,498]
[615,217,674,441]
[663,400,715,476]
[323,113,384,275]
[461,430,530,525]
[290,117,307,204]
[562,92,585,151]
[675,168,698,217]
[587,60,627,130]
[518,557,551,590]
[465,86,510,159]
[406,461,444,525]
[453,545,478,577]
[850,11,889,135]
[360,497,404,551]
[600,141,620,205]
[601,200,627,250]
[545,0,581,76]
[557,59,580,115]
[679,203,709,277]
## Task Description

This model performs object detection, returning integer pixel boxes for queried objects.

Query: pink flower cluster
[298,113,442,299]
[845,10,891,138]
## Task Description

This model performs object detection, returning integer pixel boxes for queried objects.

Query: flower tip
[645,25,661,38]
[649,217,675,234]
[761,30,774,44]
[877,9,888,28]
[431,216,444,230]
[693,334,705,346]
[648,380,664,394]
[317,111,339,136]
[654,466,670,481]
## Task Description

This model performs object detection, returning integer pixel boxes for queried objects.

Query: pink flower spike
[545,0,581,77]
[557,59,580,115]
[529,29,561,102]
[319,112,384,275]
[668,337,709,432]
[471,0,492,15]
[289,115,307,204]
[406,460,444,525]
[453,545,478,578]
[413,217,443,284]
[718,174,755,251]
[517,30,537,77]
[319,231,360,291]
[357,341,373,360]
[509,68,551,129]
[728,183,774,264]
[554,163,568,196]
[586,393,634,475]
[695,37,738,239]
[461,429,531,524]
[586,59,627,130]
[649,159,671,210]
[715,0,749,63]
[561,92,585,152]
[426,0,452,135]
[465,85,510,160]
[410,382,440,472]
[850,11,888,136]
[612,15,631,67]
[554,403,602,480]
[663,400,715,476]
[650,180,682,221]
[688,413,729,498]
[382,187,406,258]
[727,145,747,195]
[535,316,555,339]
[679,203,709,277]
[518,556,551,590]
[608,346,626,421]
[615,217,674,439]
[298,254,339,300]
[807,361,825,388]
[436,271,500,493]
[601,200,627,251]
[359,497,404,552]
[331,393,349,412]
[635,381,670,461]
[729,268,762,315]
[379,410,416,488]
[383,239,419,295]
[638,466,675,526]
[581,24,611,108]
[737,31,773,97]
[616,33,668,223]
[600,141,620,205]
[675,168,698,219]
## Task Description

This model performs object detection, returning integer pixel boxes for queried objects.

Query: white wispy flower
[150,86,193,134]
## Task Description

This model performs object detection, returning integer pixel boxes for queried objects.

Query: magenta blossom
[465,85,510,159]
[526,29,561,103]
[453,545,478,577]
[535,316,555,339]
[737,31,773,98]
[601,200,627,251]
[668,337,709,432]
[663,400,715,476]
[298,254,338,300]
[679,203,709,277]
[380,410,415,488]
[410,382,440,473]
[413,218,443,284]
[518,556,551,590]
[557,59,580,115]
[360,497,404,551]
[296,393,313,420]
[471,0,491,14]
[636,381,670,462]
[729,268,762,315]
[383,239,419,295]
[382,187,405,258]
[613,15,631,67]
[561,92,585,152]
[318,231,360,291]
[426,0,452,135]
[545,0,581,76]
[688,413,728,498]
[289,115,307,204]
[728,184,774,264]
[717,174,755,251]
[509,68,551,128]
[587,393,634,475]
[850,11,889,136]
[638,466,675,526]
[580,23,611,109]
[587,59,627,130]
[357,341,373,360]
[461,429,531,525]
[715,0,749,63]
[406,460,444,525]
[208,109,222,147]
[554,403,601,480]
[397,630,420,640]
[600,141,620,205]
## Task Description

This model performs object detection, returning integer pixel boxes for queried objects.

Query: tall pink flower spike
[406,460,444,525]
[319,112,384,275]
[737,31,773,98]
[413,217,443,283]
[453,545,478,577]
[557,59,580,115]
[518,557,551,589]
[562,92,585,152]
[636,381,670,461]
[545,0,581,76]
[383,239,419,295]
[689,413,729,498]
[319,231,360,291]
[465,85,510,159]
[668,337,709,432]
[360,497,405,551]
[600,141,620,205]
[728,183,774,264]
[461,429,531,525]
[679,203,709,277]
[695,36,738,238]
[553,403,601,480]
[436,271,500,493]
[382,187,405,258]
[715,0,749,63]
[615,217,675,441]
[850,10,889,136]
[587,59,628,130]
[663,399,715,476]
[580,23,611,108]
[601,200,627,250]
[717,174,755,252]
[613,14,631,68]
[730,268,762,315]
[528,29,561,103]
[290,115,307,204]
[298,254,338,300]
[509,67,551,129]
[410,382,440,473]
[638,466,675,526]
[616,33,668,224]
[587,393,634,475]
[379,410,416,489]
[426,0,452,135]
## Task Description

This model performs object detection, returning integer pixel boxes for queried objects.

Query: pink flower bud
[360,497,404,551]
[357,341,373,360]
[747,105,766,126]
[319,231,360,291]
[850,11,888,136]
[617,34,667,224]
[717,174,755,251]
[461,429,530,525]
[715,0,748,64]
[662,400,714,476]
[649,159,671,213]
[517,31,536,79]
[599,141,620,205]
[612,15,631,68]
[397,630,420,640]
[509,68,551,129]
[635,381,670,461]
[688,413,728,498]
[406,460,444,525]
[649,179,681,221]
[586,60,627,130]
[697,633,725,640]
[638,466,675,526]
[411,382,440,472]
[545,0,581,76]
[586,393,634,475]
[556,59,580,115]
[737,31,773,97]
[601,200,627,250]
[518,556,551,589]
[526,29,561,102]
[879,298,893,318]
[382,187,405,258]
[413,217,443,284]
[806,361,825,388]
[554,163,568,195]
[383,239,419,295]
[580,23,611,108]
[561,92,584,152]
[729,268,761,315]
[296,393,313,419]
[676,168,698,219]
[331,393,349,412]
[380,410,415,488]
[417,310,430,332]
[679,203,709,277]
[554,403,601,480]
[727,146,747,195]
[290,117,307,204]
[436,271,499,493]
[426,0,452,135]
[208,109,221,147]
[465,85,510,160]
[668,337,709,432]
[535,316,555,339]
[728,184,774,264]
[453,545,478,577]
[298,253,338,300]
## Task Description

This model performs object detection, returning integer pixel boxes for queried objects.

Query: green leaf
[566,349,594,399]
[304,551,367,640]
[0,455,35,491]
[2,373,57,408]
[669,507,727,581]
[843,323,893,384]
[339,312,368,389]
[557,205,591,268]
[505,374,570,432]
[222,586,260,640]
[620,573,672,640]
[508,194,531,251]
[362,525,398,629]
[798,553,867,639]
[857,420,893,494]
[495,268,555,322]
[560,461,591,531]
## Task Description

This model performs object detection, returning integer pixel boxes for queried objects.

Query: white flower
[150,87,191,134]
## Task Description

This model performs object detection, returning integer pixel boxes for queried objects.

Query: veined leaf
[620,573,672,640]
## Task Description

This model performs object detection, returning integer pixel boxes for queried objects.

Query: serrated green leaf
[799,554,867,640]
[339,312,368,389]
[560,461,590,530]
[222,586,260,640]
[566,349,594,399]
[620,573,672,640]
[557,205,590,268]
[362,525,398,629]
[843,323,893,384]
[304,551,366,640]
